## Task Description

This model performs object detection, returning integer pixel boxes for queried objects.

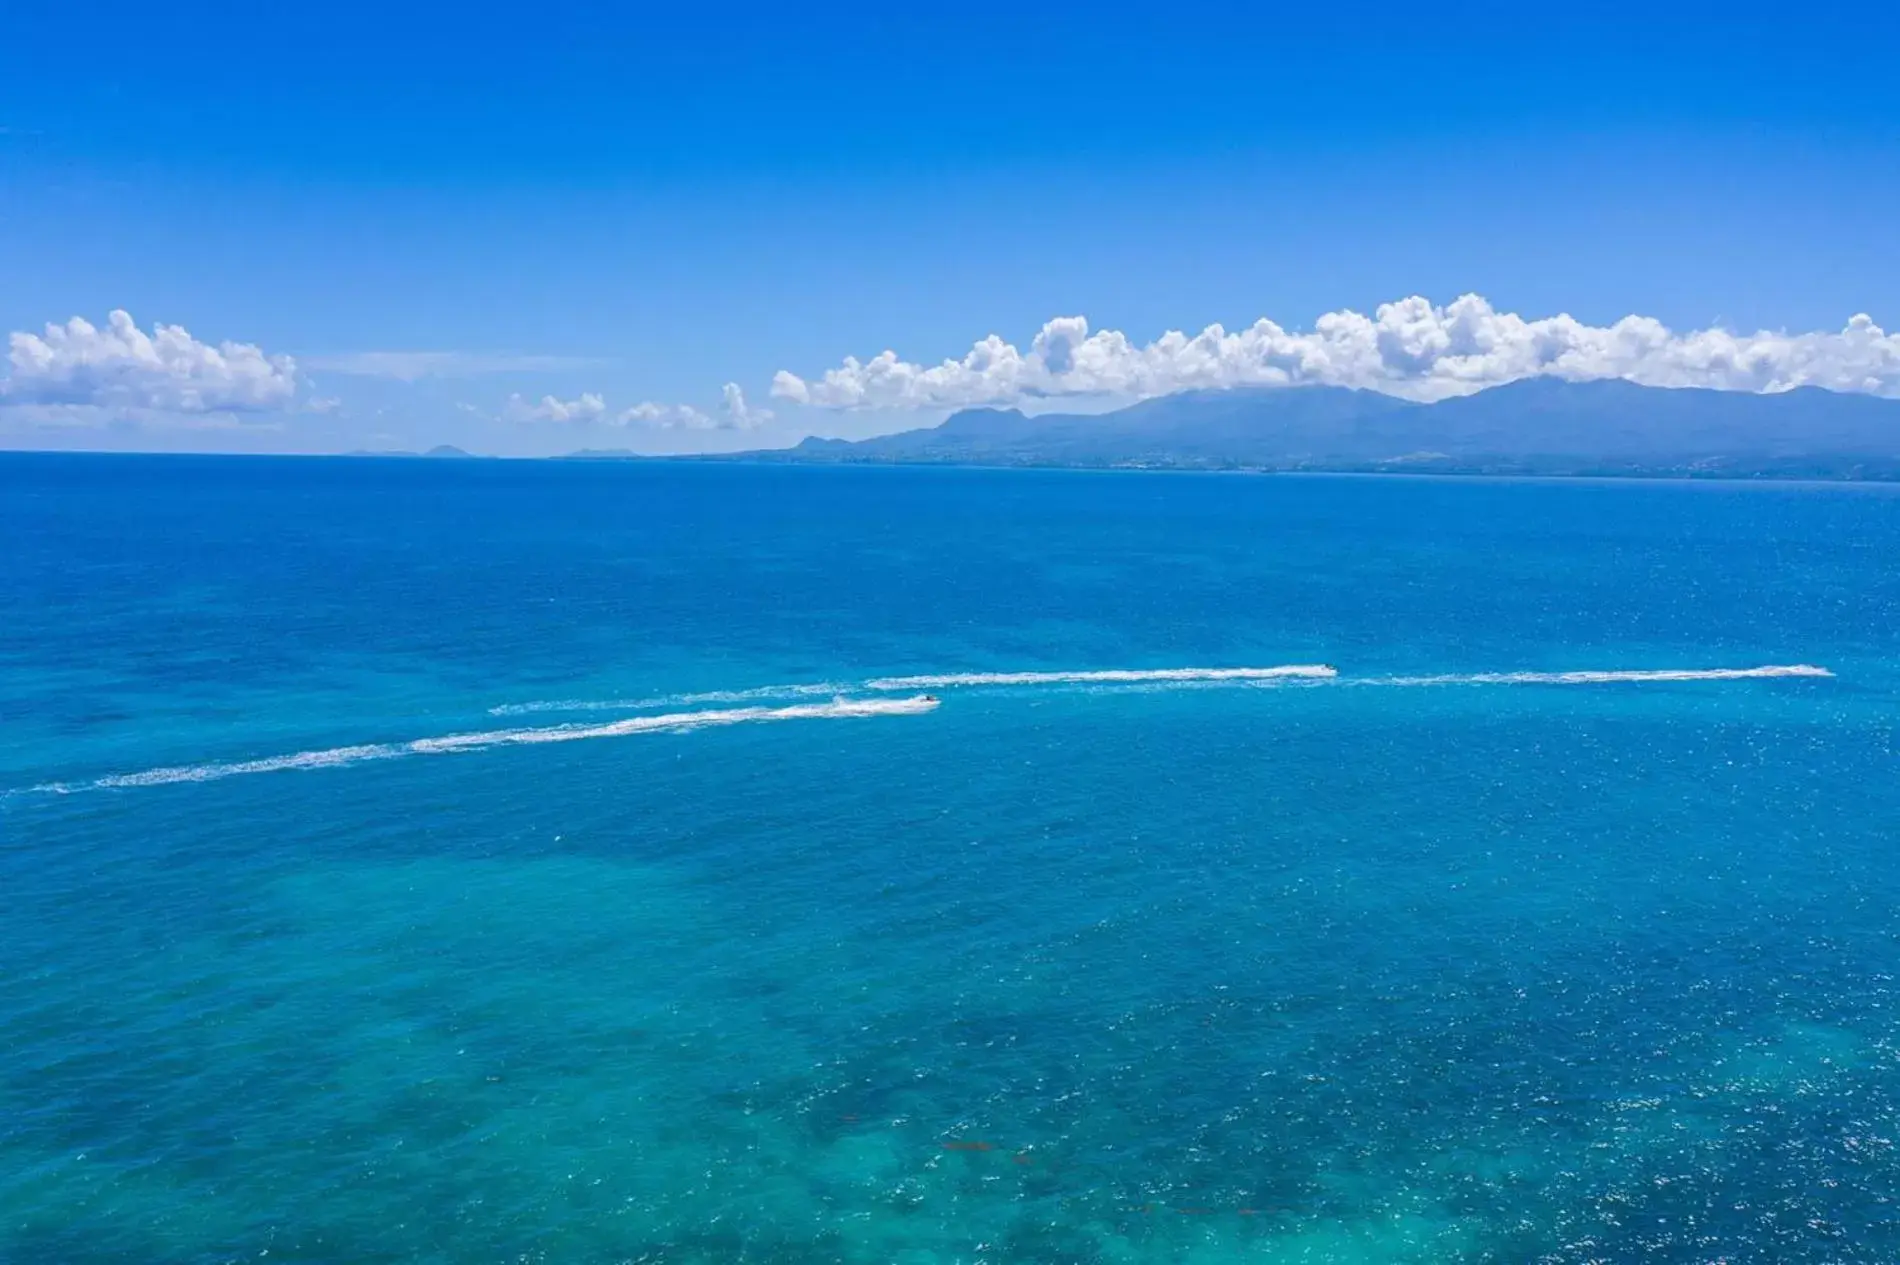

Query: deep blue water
[4,453,1899,1262]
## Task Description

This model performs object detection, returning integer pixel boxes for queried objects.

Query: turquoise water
[4,454,1899,1262]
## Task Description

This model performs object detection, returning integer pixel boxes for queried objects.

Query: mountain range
[735,378,1900,478]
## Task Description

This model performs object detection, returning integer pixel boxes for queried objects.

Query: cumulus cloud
[499,382,772,430]
[718,383,772,428]
[618,400,717,430]
[621,384,772,430]
[771,296,1900,410]
[503,392,608,423]
[4,310,299,413]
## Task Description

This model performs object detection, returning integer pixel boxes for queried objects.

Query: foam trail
[490,682,845,717]
[25,697,938,796]
[865,665,1338,690]
[1370,664,1833,687]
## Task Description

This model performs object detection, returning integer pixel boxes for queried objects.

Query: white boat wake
[24,696,939,795]
[1366,664,1833,687]
[864,665,1339,690]
[497,662,1828,714]
[16,662,1833,796]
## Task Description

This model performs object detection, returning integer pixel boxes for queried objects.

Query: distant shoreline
[8,447,1900,488]
[662,452,1900,484]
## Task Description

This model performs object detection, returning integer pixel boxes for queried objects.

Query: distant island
[344,445,481,459]
[687,379,1900,480]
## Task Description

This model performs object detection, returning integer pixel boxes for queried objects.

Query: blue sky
[3,2,1897,454]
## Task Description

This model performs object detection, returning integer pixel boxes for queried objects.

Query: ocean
[3,453,1898,1263]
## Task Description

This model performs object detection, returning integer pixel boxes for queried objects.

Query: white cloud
[307,352,603,381]
[497,382,773,431]
[4,310,299,412]
[503,392,608,423]
[619,401,717,430]
[718,383,772,429]
[771,296,1900,410]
